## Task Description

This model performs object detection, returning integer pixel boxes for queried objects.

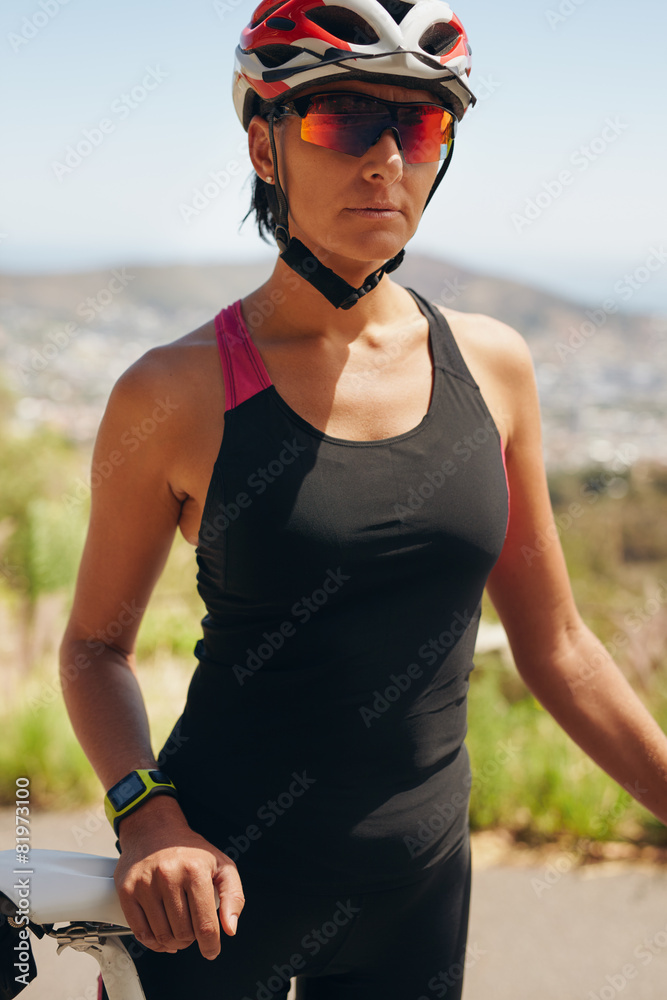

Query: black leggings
[110,837,471,1000]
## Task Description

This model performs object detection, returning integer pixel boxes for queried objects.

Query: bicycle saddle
[0,850,127,927]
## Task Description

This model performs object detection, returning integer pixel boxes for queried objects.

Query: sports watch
[104,769,178,837]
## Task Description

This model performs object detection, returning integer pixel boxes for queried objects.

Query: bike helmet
[234,0,477,309]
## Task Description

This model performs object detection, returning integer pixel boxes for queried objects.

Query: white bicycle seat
[0,849,127,927]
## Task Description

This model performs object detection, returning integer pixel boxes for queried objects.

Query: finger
[214,866,246,938]
[185,878,222,960]
[119,895,177,954]
[134,892,181,954]
[161,885,196,950]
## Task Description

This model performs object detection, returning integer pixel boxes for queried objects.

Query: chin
[293,214,410,264]
[320,230,409,269]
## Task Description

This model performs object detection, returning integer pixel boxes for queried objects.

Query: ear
[248,115,275,182]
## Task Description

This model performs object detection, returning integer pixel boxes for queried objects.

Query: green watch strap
[104,768,178,837]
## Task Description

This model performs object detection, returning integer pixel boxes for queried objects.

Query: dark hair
[242,173,279,245]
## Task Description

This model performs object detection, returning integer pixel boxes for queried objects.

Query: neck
[244,253,414,344]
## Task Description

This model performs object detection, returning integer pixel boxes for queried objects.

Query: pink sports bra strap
[214,300,273,412]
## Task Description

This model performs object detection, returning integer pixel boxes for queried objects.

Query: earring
[265,175,274,184]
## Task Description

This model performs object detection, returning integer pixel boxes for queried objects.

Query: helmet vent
[419,22,460,57]
[376,0,414,25]
[251,3,284,28]
[254,44,300,67]
[304,7,380,45]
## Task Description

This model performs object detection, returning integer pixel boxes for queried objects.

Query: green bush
[467,657,664,844]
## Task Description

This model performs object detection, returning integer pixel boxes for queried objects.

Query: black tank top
[163,288,510,893]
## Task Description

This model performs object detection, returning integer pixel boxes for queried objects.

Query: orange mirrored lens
[297,94,455,164]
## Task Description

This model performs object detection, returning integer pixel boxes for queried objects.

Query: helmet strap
[266,111,451,310]
[423,140,456,213]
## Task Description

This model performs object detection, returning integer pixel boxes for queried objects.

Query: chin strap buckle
[338,273,381,311]
[338,250,406,310]
[274,225,290,254]
[382,249,405,274]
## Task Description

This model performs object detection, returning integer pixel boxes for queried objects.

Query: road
[2,811,667,999]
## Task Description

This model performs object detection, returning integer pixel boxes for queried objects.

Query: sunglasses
[273,92,457,165]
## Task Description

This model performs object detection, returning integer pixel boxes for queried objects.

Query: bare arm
[484,327,667,825]
[60,349,244,957]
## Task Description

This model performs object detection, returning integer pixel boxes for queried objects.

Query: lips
[346,206,402,217]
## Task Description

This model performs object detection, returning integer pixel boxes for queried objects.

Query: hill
[0,254,665,465]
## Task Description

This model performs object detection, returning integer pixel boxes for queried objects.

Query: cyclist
[60,2,667,998]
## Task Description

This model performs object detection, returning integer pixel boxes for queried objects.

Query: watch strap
[104,768,178,837]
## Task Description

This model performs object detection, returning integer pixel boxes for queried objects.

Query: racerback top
[162,288,510,894]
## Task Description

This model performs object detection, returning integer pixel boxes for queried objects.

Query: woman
[60,2,667,998]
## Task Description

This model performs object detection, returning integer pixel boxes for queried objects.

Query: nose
[360,128,404,183]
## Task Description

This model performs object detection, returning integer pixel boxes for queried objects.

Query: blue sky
[2,0,666,312]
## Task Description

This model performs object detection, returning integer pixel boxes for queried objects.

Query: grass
[466,654,667,846]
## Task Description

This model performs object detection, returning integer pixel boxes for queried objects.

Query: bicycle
[0,848,144,999]
[1,849,299,999]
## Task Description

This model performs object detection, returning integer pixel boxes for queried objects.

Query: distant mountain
[1,254,662,353]
[0,255,665,466]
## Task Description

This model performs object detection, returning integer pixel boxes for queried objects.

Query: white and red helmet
[233,0,476,129]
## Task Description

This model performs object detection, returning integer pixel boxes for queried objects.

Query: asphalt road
[2,810,667,1000]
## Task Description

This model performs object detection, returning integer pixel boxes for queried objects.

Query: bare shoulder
[433,304,538,449]
[110,318,220,412]
[435,304,534,375]
[97,318,224,507]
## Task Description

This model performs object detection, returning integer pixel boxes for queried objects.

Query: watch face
[108,771,146,810]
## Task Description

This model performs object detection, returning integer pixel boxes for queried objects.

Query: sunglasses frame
[272,91,457,164]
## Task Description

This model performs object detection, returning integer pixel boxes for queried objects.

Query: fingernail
[229,914,238,935]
